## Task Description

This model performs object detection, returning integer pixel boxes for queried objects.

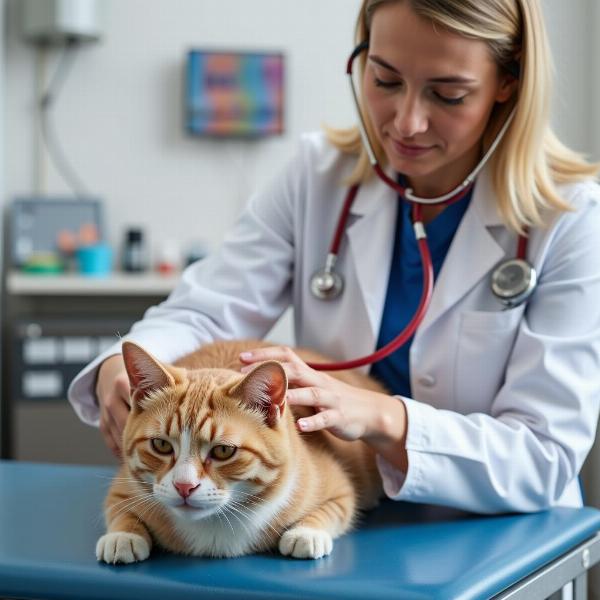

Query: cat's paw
[279,526,333,559]
[96,532,150,564]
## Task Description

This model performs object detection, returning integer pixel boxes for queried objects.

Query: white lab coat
[69,132,600,514]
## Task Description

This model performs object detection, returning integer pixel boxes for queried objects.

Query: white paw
[96,532,150,564]
[279,527,333,559]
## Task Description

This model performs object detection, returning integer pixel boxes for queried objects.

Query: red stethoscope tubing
[307,202,434,371]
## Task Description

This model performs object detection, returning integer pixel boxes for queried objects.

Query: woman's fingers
[287,389,344,434]
[239,346,323,387]
[286,386,336,408]
[239,345,296,364]
[296,409,337,433]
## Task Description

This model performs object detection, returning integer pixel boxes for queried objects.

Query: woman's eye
[210,445,237,460]
[374,77,399,89]
[151,438,174,455]
[434,92,465,106]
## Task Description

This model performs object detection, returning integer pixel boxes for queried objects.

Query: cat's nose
[173,481,200,499]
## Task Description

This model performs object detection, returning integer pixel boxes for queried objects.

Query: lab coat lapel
[418,168,506,333]
[346,177,398,340]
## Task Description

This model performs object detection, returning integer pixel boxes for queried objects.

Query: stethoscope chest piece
[491,258,537,308]
[310,267,344,300]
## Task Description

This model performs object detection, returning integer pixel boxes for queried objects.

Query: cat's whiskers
[110,496,155,522]
[220,504,252,539]
[230,492,272,513]
[107,476,149,485]
[231,489,269,504]
[131,497,162,525]
[104,476,153,494]
[109,492,157,521]
[216,506,236,536]
[134,495,163,525]
[227,499,282,537]
[106,490,154,512]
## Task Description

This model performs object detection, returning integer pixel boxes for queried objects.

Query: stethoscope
[307,42,537,371]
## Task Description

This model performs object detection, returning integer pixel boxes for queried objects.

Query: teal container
[76,243,113,277]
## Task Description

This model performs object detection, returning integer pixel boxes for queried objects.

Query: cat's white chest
[174,515,262,557]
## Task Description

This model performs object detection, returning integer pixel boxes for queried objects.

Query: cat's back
[174,339,270,370]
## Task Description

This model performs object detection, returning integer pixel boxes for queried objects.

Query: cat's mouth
[170,499,223,519]
[174,500,206,510]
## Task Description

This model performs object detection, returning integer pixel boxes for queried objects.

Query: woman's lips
[391,139,434,158]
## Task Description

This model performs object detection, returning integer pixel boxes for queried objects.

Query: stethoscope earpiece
[491,258,537,308]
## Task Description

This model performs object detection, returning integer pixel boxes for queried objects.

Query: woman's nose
[394,96,428,138]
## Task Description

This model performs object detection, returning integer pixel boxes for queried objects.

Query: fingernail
[240,352,252,361]
[297,419,307,430]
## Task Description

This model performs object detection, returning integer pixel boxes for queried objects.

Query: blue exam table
[1,460,600,600]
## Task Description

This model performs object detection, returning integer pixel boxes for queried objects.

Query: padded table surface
[1,461,600,600]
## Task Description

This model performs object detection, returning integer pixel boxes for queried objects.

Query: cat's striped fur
[96,340,384,563]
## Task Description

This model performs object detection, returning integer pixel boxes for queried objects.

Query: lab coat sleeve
[378,186,600,513]
[68,139,307,426]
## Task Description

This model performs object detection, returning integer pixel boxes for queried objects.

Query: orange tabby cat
[96,340,384,563]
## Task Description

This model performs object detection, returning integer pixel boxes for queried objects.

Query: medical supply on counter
[155,240,180,275]
[22,253,64,274]
[122,228,148,273]
[76,243,113,277]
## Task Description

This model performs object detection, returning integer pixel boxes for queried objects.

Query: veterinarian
[69,0,600,514]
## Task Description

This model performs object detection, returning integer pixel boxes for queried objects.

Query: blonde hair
[327,0,598,233]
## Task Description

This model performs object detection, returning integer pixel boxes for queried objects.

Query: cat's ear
[122,341,185,408]
[229,361,288,427]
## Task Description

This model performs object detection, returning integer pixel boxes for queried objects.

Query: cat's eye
[151,438,174,455]
[210,445,237,461]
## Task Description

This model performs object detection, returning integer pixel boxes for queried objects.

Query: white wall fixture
[21,0,105,44]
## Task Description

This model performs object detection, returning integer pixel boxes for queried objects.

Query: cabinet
[1,271,178,464]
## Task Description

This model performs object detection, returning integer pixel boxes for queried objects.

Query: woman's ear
[495,71,519,104]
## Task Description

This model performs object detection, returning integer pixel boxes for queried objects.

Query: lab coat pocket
[454,307,525,412]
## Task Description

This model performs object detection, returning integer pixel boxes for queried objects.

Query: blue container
[76,243,113,277]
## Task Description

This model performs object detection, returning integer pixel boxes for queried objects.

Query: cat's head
[121,341,291,523]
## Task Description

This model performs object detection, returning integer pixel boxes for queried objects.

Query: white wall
[545,0,595,158]
[5,0,362,260]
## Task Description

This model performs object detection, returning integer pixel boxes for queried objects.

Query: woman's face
[363,1,515,196]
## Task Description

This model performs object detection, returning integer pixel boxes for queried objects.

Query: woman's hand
[239,346,407,452]
[95,354,131,458]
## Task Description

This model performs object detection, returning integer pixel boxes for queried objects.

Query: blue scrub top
[370,187,473,397]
